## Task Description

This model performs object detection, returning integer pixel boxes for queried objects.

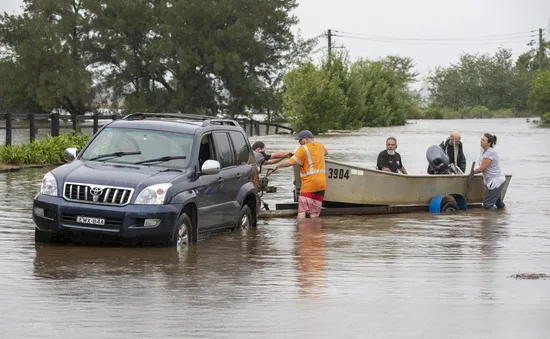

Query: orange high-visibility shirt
[288,142,327,193]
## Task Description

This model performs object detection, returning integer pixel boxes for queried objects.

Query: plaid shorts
[298,191,325,216]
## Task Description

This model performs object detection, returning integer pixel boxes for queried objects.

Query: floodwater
[1,118,549,338]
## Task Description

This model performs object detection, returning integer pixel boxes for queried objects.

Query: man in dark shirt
[376,137,408,174]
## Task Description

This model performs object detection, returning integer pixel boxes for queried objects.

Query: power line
[332,29,537,42]
[332,33,535,46]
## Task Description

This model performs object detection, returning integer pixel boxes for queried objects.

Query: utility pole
[539,28,544,69]
[327,29,332,62]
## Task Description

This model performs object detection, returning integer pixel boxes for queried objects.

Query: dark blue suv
[32,113,261,246]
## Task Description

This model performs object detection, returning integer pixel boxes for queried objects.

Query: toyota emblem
[90,186,103,202]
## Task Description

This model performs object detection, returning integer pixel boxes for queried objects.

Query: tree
[0,58,44,113]
[528,71,550,116]
[282,52,420,131]
[426,48,531,114]
[87,0,304,116]
[282,62,347,133]
[1,0,306,117]
[347,56,418,126]
[0,0,95,115]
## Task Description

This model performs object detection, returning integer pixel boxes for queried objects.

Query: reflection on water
[295,219,326,298]
[0,118,550,338]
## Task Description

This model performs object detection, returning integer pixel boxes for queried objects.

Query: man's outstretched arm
[269,151,293,160]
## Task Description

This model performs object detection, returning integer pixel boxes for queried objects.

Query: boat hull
[323,159,512,206]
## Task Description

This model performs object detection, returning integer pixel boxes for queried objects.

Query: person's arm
[474,158,491,174]
[273,159,293,170]
[269,151,293,160]
[264,157,287,165]
[322,144,328,156]
[274,148,303,171]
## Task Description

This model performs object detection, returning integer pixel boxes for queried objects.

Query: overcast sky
[2,0,549,86]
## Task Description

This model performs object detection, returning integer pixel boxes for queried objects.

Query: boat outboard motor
[426,145,455,174]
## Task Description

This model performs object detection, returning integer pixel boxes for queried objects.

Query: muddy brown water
[1,118,549,338]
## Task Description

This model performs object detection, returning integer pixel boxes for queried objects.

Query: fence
[0,113,294,145]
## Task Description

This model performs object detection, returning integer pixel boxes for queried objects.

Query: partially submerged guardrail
[0,113,294,145]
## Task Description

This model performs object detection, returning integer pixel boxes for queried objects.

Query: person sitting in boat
[252,141,293,172]
[376,137,408,175]
[473,133,506,209]
[427,131,466,174]
[273,130,328,219]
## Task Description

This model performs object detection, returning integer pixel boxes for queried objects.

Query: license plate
[76,216,106,226]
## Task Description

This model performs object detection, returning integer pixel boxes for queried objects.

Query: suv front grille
[63,182,133,206]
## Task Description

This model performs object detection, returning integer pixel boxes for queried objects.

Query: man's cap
[295,130,314,140]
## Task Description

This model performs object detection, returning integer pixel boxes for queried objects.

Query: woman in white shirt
[473,133,506,209]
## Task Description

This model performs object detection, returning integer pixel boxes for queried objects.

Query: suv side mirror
[64,147,78,162]
[201,160,220,175]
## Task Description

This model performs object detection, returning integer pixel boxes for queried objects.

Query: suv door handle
[217,177,224,183]
[236,173,241,179]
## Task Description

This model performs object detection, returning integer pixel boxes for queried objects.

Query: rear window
[213,132,235,168]
[229,131,252,165]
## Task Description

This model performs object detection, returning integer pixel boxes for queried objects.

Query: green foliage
[426,38,550,117]
[0,132,89,165]
[426,48,530,112]
[282,52,420,131]
[416,106,517,120]
[0,0,95,115]
[347,56,418,127]
[528,71,550,116]
[282,62,347,134]
[0,0,309,118]
[541,112,550,123]
[421,107,445,119]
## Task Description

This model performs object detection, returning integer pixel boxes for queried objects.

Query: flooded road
[1,118,549,338]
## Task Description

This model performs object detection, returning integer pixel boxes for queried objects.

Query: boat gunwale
[325,159,512,179]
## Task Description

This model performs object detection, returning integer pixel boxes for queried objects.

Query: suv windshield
[80,127,194,168]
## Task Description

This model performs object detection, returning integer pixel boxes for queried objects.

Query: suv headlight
[39,172,58,196]
[135,183,172,205]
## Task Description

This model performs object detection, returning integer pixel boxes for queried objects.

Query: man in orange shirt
[274,130,328,218]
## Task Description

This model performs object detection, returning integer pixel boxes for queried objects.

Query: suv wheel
[170,212,195,246]
[236,205,252,230]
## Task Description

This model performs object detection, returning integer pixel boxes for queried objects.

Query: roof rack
[122,112,240,127]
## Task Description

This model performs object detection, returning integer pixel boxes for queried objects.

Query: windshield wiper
[134,155,187,165]
[88,151,141,161]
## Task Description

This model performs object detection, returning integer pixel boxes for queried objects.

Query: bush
[422,107,444,119]
[0,132,89,165]
[542,112,550,124]
[457,105,489,118]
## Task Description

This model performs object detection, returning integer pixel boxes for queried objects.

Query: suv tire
[170,212,196,246]
[235,205,252,230]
